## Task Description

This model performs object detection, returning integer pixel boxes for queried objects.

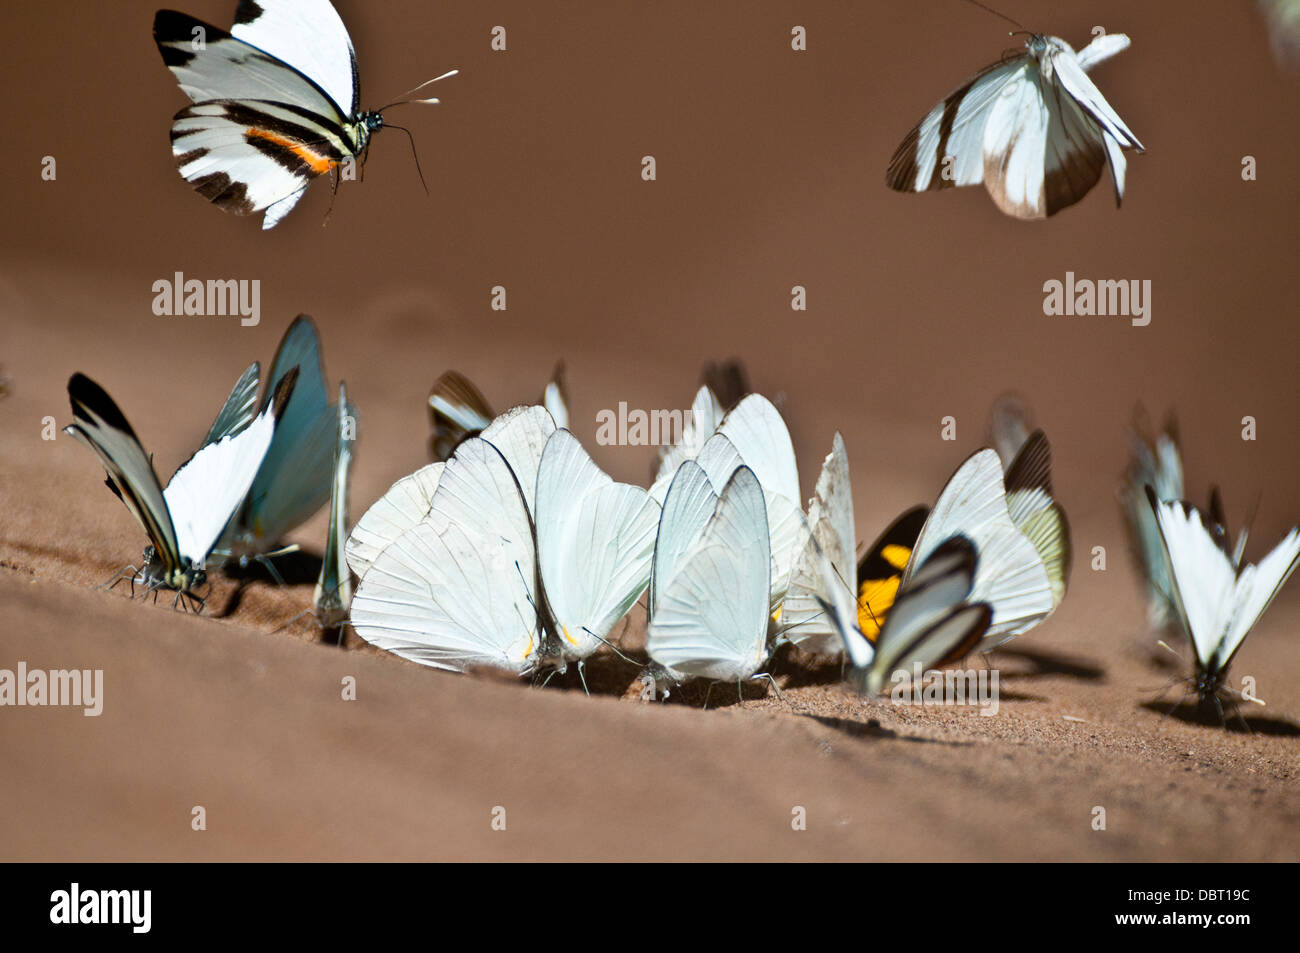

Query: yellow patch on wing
[857,576,901,643]
[880,544,911,570]
[246,128,334,175]
[562,625,579,647]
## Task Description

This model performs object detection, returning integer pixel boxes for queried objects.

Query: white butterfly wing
[349,438,539,673]
[650,460,718,612]
[229,0,360,116]
[154,11,349,118]
[887,58,1029,193]
[646,467,771,682]
[346,462,445,579]
[535,430,659,657]
[651,384,726,496]
[164,372,293,565]
[910,450,1054,645]
[1075,32,1131,71]
[1221,528,1300,664]
[480,405,557,518]
[784,433,856,651]
[1148,492,1241,666]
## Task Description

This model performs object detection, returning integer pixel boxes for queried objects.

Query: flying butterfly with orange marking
[154,0,455,229]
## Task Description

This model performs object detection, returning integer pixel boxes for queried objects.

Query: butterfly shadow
[212,549,325,619]
[1138,699,1300,736]
[983,645,1106,682]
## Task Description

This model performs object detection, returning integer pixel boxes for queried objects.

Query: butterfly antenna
[1155,639,1182,661]
[376,69,459,112]
[961,0,1025,32]
[581,627,639,667]
[384,123,430,197]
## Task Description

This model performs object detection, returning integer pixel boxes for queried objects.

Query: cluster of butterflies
[1120,413,1300,722]
[152,0,1143,226]
[346,375,1071,700]
[64,322,1300,721]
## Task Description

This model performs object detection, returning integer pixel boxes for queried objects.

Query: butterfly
[1120,409,1186,629]
[427,363,568,462]
[782,433,858,657]
[64,368,298,607]
[856,506,930,643]
[906,449,1056,652]
[1146,487,1300,721]
[348,406,659,687]
[824,534,993,697]
[213,316,349,578]
[988,399,1071,609]
[646,463,783,702]
[886,26,1143,219]
[154,0,453,228]
[650,394,806,612]
[312,382,354,633]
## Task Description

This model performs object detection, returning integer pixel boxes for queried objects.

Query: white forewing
[646,467,771,682]
[349,438,540,673]
[650,460,718,612]
[230,0,360,115]
[1222,528,1300,661]
[163,398,279,564]
[784,433,856,652]
[534,430,659,658]
[345,463,445,579]
[314,382,354,624]
[651,385,726,495]
[479,405,557,518]
[154,11,347,118]
[1075,32,1131,70]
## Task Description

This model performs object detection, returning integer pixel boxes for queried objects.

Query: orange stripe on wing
[245,128,335,175]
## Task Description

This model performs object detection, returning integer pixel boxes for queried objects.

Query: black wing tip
[1006,428,1053,495]
[269,366,300,421]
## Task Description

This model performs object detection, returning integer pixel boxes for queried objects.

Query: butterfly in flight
[154,0,455,228]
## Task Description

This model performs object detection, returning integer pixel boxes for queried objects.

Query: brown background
[1,0,1297,861]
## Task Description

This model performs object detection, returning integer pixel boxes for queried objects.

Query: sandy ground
[1,0,1298,860]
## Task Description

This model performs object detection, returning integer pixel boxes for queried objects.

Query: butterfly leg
[577,660,591,697]
[753,672,787,705]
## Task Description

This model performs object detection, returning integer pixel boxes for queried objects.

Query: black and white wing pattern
[154,2,379,228]
[887,32,1143,219]
[1148,489,1300,706]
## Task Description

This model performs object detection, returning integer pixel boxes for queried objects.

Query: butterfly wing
[203,361,261,445]
[650,384,727,494]
[856,506,930,643]
[887,57,1030,194]
[646,467,771,682]
[650,460,719,612]
[428,371,494,461]
[479,405,557,519]
[345,462,445,579]
[163,368,297,566]
[1219,527,1300,669]
[783,433,856,653]
[349,438,540,673]
[910,449,1054,646]
[1004,430,1071,607]
[229,0,360,117]
[541,361,570,431]
[865,537,992,696]
[64,373,181,574]
[313,382,354,627]
[534,430,659,657]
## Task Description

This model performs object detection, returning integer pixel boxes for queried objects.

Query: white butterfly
[64,368,298,604]
[651,394,806,611]
[1120,410,1186,629]
[907,449,1055,651]
[646,464,782,698]
[1147,488,1300,717]
[154,0,454,228]
[782,433,857,657]
[887,29,1144,219]
[213,316,348,576]
[348,407,659,684]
